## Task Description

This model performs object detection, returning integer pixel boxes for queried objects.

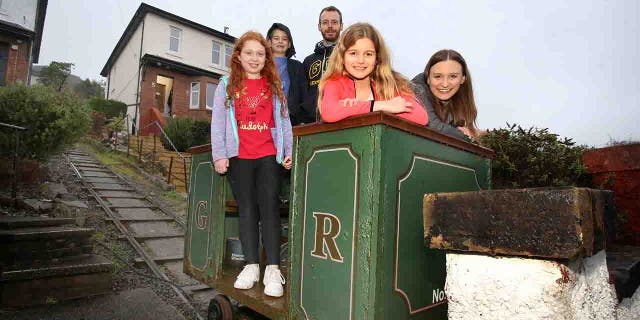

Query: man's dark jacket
[301,41,335,123]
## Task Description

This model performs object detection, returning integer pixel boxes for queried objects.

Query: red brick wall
[139,66,219,133]
[0,35,31,85]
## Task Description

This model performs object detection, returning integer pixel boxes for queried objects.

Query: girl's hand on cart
[373,96,413,114]
[282,156,292,170]
[214,158,229,174]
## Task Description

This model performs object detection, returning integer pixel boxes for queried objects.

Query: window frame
[169,26,182,53]
[189,82,200,109]
[212,40,222,65]
[223,45,233,68]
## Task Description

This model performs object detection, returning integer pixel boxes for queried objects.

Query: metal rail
[65,153,203,320]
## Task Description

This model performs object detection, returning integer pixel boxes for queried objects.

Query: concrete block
[445,250,617,320]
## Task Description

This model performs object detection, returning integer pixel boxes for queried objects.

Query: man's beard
[322,30,340,43]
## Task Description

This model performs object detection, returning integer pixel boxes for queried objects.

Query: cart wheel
[236,306,269,320]
[207,294,234,320]
[236,306,254,320]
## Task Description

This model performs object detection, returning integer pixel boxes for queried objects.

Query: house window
[224,45,233,68]
[169,26,182,52]
[212,41,221,65]
[190,82,200,109]
[206,82,217,109]
[0,43,8,86]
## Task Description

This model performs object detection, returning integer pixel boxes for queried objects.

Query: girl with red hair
[210,31,292,298]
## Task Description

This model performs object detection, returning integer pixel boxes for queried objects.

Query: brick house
[100,3,236,134]
[0,0,48,86]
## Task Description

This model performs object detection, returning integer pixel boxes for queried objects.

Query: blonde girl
[318,22,428,125]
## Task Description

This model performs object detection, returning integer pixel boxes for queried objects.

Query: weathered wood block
[423,187,613,259]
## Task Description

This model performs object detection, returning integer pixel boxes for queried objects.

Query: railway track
[63,149,216,320]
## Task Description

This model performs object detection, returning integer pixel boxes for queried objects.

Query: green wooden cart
[184,112,493,320]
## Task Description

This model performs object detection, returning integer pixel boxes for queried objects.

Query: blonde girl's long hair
[424,49,479,141]
[225,31,286,115]
[317,22,414,112]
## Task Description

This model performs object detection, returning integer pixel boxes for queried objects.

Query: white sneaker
[234,264,260,289]
[263,265,285,297]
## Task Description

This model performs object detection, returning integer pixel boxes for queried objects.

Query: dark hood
[313,41,335,56]
[267,22,296,58]
[411,72,430,98]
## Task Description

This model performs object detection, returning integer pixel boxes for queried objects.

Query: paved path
[65,150,217,317]
[3,288,186,320]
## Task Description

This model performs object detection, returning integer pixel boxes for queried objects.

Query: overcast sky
[38,0,640,147]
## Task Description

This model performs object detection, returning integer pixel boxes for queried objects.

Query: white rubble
[445,250,620,320]
[617,287,640,320]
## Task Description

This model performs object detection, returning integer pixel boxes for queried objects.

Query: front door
[155,83,166,114]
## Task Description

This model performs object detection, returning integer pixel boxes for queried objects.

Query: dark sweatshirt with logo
[302,41,335,123]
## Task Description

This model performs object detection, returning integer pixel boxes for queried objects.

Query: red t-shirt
[234,78,276,159]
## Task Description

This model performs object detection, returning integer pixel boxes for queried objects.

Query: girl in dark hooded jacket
[267,23,307,126]
[412,49,484,142]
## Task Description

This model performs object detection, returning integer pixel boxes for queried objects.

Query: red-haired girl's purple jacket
[210,76,293,164]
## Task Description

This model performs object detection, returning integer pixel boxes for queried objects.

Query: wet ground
[0,144,198,320]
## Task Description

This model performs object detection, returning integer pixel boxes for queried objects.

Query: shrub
[88,97,126,119]
[161,117,195,152]
[606,138,639,147]
[0,84,90,161]
[91,111,106,137]
[106,115,125,134]
[192,120,210,147]
[480,123,590,189]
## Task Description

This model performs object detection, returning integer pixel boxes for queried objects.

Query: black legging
[227,155,281,265]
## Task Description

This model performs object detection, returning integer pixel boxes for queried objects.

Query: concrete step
[127,221,182,237]
[134,254,183,265]
[97,193,146,199]
[85,177,122,184]
[78,166,110,172]
[0,216,75,229]
[143,237,184,259]
[65,151,89,156]
[75,163,105,169]
[3,243,93,267]
[91,185,135,191]
[74,161,103,167]
[0,225,95,266]
[106,198,155,208]
[106,216,174,222]
[0,226,93,241]
[2,254,113,281]
[0,254,114,307]
[69,158,98,163]
[118,233,183,240]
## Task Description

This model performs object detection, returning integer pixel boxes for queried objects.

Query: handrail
[0,122,27,131]
[119,113,190,192]
[121,113,186,160]
[137,119,186,159]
